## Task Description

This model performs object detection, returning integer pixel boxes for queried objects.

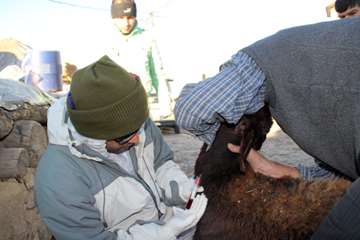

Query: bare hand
[227,144,300,179]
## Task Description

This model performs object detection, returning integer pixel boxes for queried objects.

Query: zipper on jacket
[99,161,164,220]
[135,172,164,220]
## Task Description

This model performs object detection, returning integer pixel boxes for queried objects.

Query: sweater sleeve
[174,51,266,145]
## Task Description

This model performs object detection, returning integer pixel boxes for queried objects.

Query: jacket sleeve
[35,147,177,240]
[147,120,194,205]
[35,148,117,240]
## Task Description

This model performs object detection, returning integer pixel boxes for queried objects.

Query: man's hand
[227,144,300,179]
[227,143,241,153]
[165,194,208,236]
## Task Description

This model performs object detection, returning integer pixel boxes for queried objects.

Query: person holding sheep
[35,56,207,240]
[175,17,360,239]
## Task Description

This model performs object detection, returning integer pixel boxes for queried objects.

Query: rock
[1,120,47,168]
[0,78,53,111]
[0,109,13,139]
[0,169,52,240]
[0,148,28,179]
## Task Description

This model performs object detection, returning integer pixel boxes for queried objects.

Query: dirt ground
[163,121,315,177]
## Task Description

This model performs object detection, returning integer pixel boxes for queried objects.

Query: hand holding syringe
[186,175,203,209]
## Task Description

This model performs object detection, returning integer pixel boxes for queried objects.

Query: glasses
[112,129,139,145]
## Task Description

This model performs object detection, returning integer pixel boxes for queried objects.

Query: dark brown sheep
[194,105,350,240]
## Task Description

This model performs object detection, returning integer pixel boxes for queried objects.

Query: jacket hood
[47,97,111,161]
[47,97,145,163]
[47,96,70,146]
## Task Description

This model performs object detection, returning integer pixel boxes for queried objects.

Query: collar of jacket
[120,23,145,38]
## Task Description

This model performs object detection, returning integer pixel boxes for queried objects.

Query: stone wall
[0,103,51,240]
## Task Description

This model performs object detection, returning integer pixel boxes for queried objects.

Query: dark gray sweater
[243,17,360,180]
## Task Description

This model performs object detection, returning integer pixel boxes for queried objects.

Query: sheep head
[195,104,273,186]
[232,104,273,172]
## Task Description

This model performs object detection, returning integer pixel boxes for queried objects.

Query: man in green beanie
[35,55,207,240]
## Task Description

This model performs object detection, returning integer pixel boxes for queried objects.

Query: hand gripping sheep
[194,105,350,240]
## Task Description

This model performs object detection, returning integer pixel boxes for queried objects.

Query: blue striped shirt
[174,51,266,145]
[297,164,341,181]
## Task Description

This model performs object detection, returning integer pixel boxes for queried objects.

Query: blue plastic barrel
[24,50,62,92]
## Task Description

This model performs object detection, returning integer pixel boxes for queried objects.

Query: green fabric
[67,55,149,140]
[128,26,159,95]
[118,21,141,36]
[146,46,159,94]
[125,24,144,37]
[117,25,161,96]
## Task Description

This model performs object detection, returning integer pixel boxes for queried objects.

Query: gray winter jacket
[35,97,194,240]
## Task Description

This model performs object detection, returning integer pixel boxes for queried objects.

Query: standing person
[109,0,175,125]
[35,56,207,240]
[174,17,360,239]
[335,0,360,18]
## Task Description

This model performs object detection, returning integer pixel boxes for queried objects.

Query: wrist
[247,149,300,179]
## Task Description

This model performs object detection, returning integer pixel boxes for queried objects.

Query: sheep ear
[237,135,254,173]
[239,156,247,172]
[234,118,255,173]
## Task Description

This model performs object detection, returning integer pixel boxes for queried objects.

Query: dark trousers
[312,178,360,240]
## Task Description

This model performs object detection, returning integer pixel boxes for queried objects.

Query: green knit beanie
[67,55,148,140]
